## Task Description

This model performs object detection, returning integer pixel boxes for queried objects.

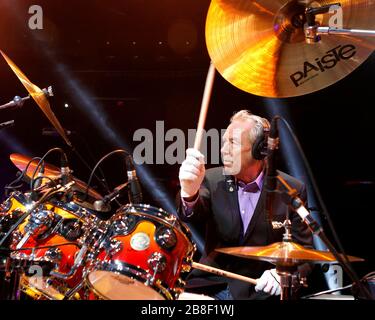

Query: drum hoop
[9,191,29,204]
[3,192,90,223]
[19,274,66,300]
[49,200,90,220]
[2,191,29,212]
[9,251,59,267]
[86,260,173,300]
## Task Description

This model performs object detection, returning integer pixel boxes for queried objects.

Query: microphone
[93,181,129,212]
[59,151,74,202]
[42,127,72,137]
[31,162,45,201]
[126,155,142,204]
[265,116,279,226]
[33,162,45,189]
[225,174,236,193]
[60,151,71,186]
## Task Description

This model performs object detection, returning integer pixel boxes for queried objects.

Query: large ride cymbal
[0,50,72,146]
[205,0,375,97]
[216,241,364,265]
[10,153,103,205]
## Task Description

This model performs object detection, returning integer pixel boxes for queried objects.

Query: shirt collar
[237,170,264,191]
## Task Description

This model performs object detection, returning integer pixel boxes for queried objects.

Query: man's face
[221,120,254,176]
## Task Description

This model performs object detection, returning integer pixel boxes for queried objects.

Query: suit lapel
[219,178,243,241]
[241,186,267,244]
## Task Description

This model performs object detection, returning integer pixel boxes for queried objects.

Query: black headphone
[251,120,269,160]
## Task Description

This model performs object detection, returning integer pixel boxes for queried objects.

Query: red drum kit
[0,177,196,300]
[0,46,200,301]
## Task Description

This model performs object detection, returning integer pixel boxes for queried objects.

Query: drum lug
[11,230,23,245]
[103,239,123,256]
[45,247,62,263]
[172,288,184,297]
[147,252,166,272]
[146,252,167,286]
[155,226,177,250]
[176,278,186,287]
[181,256,193,272]
[112,214,136,236]
[172,278,186,295]
[46,277,54,286]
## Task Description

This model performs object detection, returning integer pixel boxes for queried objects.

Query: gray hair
[230,110,270,144]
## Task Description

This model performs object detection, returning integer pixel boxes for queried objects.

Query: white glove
[255,269,281,296]
[179,148,205,198]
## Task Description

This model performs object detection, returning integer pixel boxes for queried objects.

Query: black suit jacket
[176,167,313,299]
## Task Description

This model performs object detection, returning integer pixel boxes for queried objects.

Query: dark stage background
[0,0,374,294]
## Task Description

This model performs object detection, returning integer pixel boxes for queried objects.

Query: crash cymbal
[10,153,103,204]
[0,50,72,146]
[205,0,375,97]
[10,153,61,179]
[216,241,364,265]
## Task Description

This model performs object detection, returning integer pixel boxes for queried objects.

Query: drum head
[87,270,165,300]
[177,292,215,300]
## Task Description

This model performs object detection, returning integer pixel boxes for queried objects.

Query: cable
[31,175,58,190]
[4,157,42,196]
[279,118,349,263]
[29,147,66,194]
[278,117,371,299]
[0,242,80,253]
[301,284,353,299]
[67,133,111,194]
[83,149,130,201]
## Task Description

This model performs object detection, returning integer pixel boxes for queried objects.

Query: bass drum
[86,204,196,300]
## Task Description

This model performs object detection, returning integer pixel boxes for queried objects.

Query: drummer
[177,110,313,300]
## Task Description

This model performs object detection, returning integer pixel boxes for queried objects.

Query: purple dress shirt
[181,171,264,234]
[237,171,264,233]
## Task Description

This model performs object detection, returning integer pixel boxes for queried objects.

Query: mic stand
[305,25,375,43]
[0,120,15,130]
[0,95,30,111]
[0,87,53,111]
[276,174,372,300]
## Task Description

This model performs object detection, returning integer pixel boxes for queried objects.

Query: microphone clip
[94,181,130,212]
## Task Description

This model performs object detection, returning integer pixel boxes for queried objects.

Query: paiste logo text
[289,44,357,87]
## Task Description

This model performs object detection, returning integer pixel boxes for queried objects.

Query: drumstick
[193,61,216,151]
[192,261,257,285]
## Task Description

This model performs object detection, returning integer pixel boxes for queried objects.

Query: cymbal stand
[305,4,375,43]
[277,264,299,301]
[276,174,372,300]
[276,219,300,300]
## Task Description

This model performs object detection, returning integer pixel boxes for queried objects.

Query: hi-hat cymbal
[205,0,375,97]
[10,153,103,205]
[216,241,364,265]
[0,50,72,146]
